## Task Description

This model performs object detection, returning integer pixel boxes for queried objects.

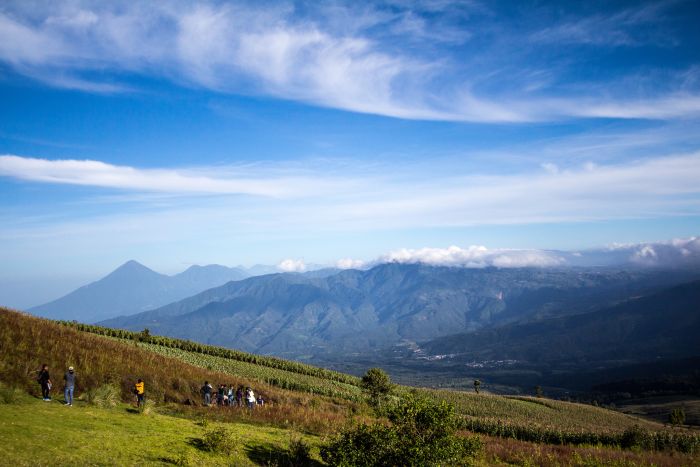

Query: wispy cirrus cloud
[0,155,354,198]
[0,1,698,122]
[529,2,674,47]
[2,150,699,235]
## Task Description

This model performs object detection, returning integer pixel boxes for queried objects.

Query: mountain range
[29,260,249,322]
[419,279,700,365]
[99,263,700,360]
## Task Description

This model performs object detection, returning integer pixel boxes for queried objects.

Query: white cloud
[379,245,564,268]
[278,258,306,272]
[0,155,351,198]
[0,2,698,122]
[357,237,700,269]
[628,237,700,266]
[530,3,670,47]
[2,150,700,234]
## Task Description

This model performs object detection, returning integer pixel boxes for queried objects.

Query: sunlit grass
[0,394,321,466]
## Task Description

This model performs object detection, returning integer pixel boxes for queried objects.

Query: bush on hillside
[200,429,237,454]
[360,368,393,410]
[288,437,313,465]
[0,383,24,404]
[86,384,120,408]
[669,408,686,426]
[320,395,482,466]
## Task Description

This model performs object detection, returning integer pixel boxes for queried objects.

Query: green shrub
[360,368,393,409]
[86,384,120,408]
[195,417,209,428]
[620,425,651,450]
[201,429,237,454]
[669,408,685,426]
[288,437,313,466]
[321,395,482,466]
[0,384,24,404]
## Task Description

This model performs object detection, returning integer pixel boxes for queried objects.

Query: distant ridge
[100,263,700,359]
[420,279,700,364]
[29,260,249,323]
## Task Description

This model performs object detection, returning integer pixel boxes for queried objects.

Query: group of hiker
[36,364,263,409]
[199,381,263,408]
[37,363,75,406]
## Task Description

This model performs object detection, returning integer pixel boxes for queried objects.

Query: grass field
[2,395,698,466]
[0,394,322,466]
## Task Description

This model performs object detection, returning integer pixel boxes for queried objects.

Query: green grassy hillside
[1,307,699,465]
[4,393,699,467]
[0,393,322,466]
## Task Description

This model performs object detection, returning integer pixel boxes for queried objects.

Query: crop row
[430,389,661,434]
[60,322,360,386]
[138,342,363,402]
[459,417,700,454]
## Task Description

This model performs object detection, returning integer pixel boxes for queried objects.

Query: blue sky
[1,0,700,307]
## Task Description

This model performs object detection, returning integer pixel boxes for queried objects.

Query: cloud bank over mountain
[625,237,700,267]
[335,238,700,270]
[379,246,564,268]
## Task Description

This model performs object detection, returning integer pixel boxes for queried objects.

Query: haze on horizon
[1,1,699,307]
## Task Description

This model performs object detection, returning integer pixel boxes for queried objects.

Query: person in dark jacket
[201,381,213,406]
[235,386,243,407]
[217,384,225,406]
[38,364,51,401]
[63,366,76,406]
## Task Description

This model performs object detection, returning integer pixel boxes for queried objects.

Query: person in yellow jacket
[134,379,145,407]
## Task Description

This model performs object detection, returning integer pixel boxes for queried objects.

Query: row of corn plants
[137,342,363,402]
[459,417,700,454]
[59,321,360,386]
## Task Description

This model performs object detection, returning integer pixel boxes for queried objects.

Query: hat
[68,366,74,371]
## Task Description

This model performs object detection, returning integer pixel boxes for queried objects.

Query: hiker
[227,385,234,407]
[38,364,52,401]
[201,381,213,406]
[217,384,225,406]
[257,395,264,406]
[246,387,255,409]
[63,366,76,406]
[236,386,243,407]
[134,379,145,408]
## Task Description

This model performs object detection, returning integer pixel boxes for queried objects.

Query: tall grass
[86,384,120,408]
[0,307,355,434]
[0,382,25,404]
